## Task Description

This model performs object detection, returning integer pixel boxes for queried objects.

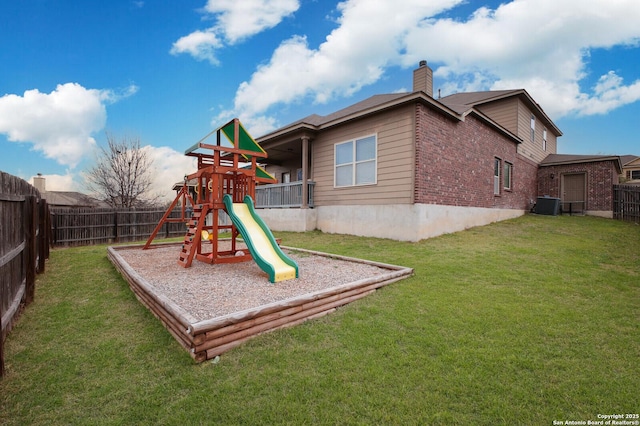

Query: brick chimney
[413,60,433,97]
[33,173,46,193]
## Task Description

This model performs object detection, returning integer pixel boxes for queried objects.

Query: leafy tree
[85,133,158,208]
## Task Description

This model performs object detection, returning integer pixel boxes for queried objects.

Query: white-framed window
[543,128,547,151]
[504,161,513,190]
[335,135,377,187]
[530,114,536,142]
[494,157,501,195]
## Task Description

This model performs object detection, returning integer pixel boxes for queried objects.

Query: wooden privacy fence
[613,185,640,224]
[50,207,187,246]
[1,171,50,378]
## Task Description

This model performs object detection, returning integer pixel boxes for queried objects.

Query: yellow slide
[223,194,298,283]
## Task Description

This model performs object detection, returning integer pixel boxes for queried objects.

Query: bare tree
[85,133,158,208]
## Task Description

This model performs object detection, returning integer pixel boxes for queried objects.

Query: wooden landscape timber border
[107,243,413,362]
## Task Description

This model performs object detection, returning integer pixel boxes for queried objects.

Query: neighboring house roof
[620,155,640,185]
[172,179,197,191]
[439,89,563,137]
[620,155,639,166]
[43,191,108,208]
[540,154,622,173]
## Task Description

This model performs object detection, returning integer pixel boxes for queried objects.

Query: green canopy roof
[256,165,275,181]
[221,120,266,155]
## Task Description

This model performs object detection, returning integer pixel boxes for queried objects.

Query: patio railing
[255,181,315,208]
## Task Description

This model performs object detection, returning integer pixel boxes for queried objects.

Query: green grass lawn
[1,215,638,425]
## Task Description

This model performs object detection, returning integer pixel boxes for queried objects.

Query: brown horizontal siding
[545,133,557,156]
[315,170,414,205]
[312,106,415,206]
[516,99,553,163]
[476,98,518,134]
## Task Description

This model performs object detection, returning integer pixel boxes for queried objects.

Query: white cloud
[170,30,223,64]
[226,0,640,131]
[143,146,197,203]
[0,82,137,168]
[204,0,299,44]
[577,71,640,116]
[231,0,459,123]
[402,0,640,118]
[171,0,299,63]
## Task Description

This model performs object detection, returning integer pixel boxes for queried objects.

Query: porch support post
[301,135,310,209]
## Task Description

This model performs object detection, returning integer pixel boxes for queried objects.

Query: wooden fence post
[1,313,4,378]
[51,211,58,245]
[114,211,119,242]
[37,200,47,273]
[24,196,36,305]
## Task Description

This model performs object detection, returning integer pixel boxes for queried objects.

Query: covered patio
[255,124,315,210]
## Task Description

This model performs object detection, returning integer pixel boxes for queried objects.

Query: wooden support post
[233,118,240,148]
[143,184,192,249]
[301,135,310,208]
[212,207,219,259]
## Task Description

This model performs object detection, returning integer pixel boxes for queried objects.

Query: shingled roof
[256,91,462,142]
[438,90,519,114]
[43,191,107,208]
[540,154,622,173]
[439,89,562,136]
[620,155,639,166]
[291,94,409,127]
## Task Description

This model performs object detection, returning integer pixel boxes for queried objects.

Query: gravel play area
[115,241,403,322]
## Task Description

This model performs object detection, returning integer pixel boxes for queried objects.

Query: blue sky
[1,0,639,201]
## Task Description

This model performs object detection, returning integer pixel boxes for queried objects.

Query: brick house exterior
[253,61,621,240]
[414,104,539,211]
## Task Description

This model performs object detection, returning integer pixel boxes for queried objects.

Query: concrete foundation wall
[259,204,524,242]
[257,208,318,232]
[586,210,613,219]
[316,204,524,241]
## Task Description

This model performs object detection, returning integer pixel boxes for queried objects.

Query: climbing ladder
[178,204,209,268]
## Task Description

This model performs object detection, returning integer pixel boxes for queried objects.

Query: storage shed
[537,154,622,217]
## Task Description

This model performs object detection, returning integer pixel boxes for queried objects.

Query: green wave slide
[223,194,298,283]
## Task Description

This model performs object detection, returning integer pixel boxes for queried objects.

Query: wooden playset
[144,118,298,283]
